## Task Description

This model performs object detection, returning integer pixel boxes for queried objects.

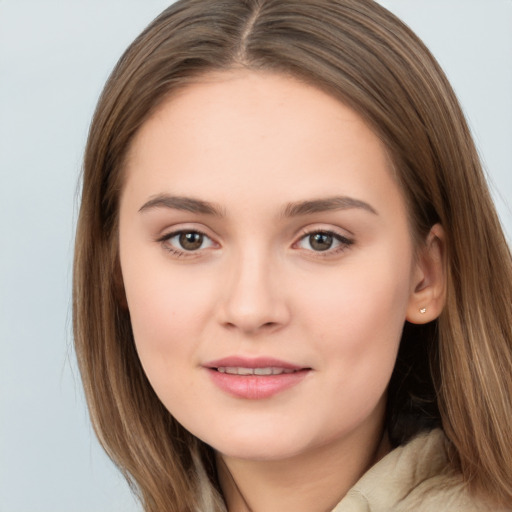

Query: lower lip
[206,368,310,399]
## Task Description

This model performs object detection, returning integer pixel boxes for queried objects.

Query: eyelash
[294,229,354,257]
[156,228,215,258]
[156,228,354,258]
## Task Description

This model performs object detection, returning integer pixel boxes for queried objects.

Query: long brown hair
[73,0,512,510]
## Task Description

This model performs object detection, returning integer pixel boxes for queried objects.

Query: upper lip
[204,356,307,370]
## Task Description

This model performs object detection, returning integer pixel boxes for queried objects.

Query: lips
[217,366,298,375]
[204,357,311,399]
[205,356,306,371]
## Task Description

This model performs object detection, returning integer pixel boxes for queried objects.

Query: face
[118,71,423,462]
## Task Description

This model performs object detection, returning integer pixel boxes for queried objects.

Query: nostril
[221,319,281,334]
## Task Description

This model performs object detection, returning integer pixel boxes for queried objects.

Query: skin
[118,70,445,512]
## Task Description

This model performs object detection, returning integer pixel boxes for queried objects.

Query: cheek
[307,260,409,328]
[119,247,217,392]
[122,274,209,413]
[299,248,413,390]
[127,284,200,346]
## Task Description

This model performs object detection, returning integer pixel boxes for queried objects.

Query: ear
[406,223,446,324]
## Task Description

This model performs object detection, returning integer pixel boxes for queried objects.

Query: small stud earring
[419,307,427,314]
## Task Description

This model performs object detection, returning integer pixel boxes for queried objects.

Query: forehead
[122,70,404,220]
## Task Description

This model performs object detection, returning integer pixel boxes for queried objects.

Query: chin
[192,421,306,461]
[214,440,304,462]
[197,422,340,463]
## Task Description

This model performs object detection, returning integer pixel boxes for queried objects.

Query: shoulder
[333,429,509,512]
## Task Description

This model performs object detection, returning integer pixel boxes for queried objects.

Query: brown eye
[159,230,215,254]
[309,232,333,251]
[295,230,353,254]
[179,232,204,250]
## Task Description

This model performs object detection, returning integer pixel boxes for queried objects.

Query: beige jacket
[332,429,510,512]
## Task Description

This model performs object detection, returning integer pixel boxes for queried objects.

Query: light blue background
[1,1,511,511]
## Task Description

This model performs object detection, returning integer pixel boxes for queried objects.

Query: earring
[419,307,427,314]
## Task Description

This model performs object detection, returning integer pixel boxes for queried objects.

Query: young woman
[73,0,512,510]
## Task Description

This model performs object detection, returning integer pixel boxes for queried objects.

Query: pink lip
[203,356,311,400]
[205,356,304,370]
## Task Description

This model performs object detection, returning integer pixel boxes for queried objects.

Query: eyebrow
[281,196,378,217]
[138,194,377,217]
[139,195,226,216]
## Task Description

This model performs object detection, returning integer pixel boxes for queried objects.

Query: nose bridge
[219,241,288,333]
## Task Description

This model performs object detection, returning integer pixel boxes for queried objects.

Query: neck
[217,419,390,512]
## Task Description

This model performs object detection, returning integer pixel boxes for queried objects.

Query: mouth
[204,357,311,399]
[215,366,303,376]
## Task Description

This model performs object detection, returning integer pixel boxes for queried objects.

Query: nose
[217,248,290,335]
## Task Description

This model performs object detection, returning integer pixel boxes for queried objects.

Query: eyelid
[156,225,219,257]
[155,221,218,241]
[154,223,353,258]
[293,226,354,255]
